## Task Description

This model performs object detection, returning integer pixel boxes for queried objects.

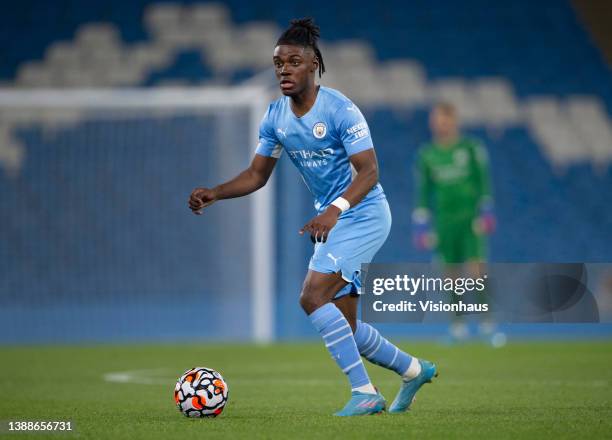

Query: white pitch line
[103,369,341,386]
[102,369,610,388]
[103,368,170,385]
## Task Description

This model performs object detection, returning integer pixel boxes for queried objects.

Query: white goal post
[0,87,275,343]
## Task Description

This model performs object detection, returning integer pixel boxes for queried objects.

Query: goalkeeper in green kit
[413,102,500,344]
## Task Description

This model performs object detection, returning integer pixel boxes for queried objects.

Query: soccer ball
[174,367,229,418]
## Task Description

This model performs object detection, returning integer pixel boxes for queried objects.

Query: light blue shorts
[308,194,392,299]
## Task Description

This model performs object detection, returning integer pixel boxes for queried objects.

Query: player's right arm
[412,148,435,250]
[189,154,277,215]
[414,147,433,213]
[189,104,282,215]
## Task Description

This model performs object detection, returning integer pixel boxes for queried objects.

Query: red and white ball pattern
[174,367,229,418]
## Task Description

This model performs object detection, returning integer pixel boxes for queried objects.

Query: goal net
[0,87,275,343]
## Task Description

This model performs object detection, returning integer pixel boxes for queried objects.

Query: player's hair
[434,101,457,116]
[276,18,326,77]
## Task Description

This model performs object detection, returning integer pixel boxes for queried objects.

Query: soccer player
[189,18,437,416]
[413,102,496,341]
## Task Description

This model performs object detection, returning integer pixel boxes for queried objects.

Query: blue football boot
[388,359,438,413]
[334,390,386,416]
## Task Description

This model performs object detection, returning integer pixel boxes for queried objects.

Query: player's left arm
[300,102,379,242]
[299,149,378,242]
[340,149,379,206]
[472,142,496,234]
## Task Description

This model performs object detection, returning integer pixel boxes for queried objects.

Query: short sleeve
[333,102,374,156]
[255,105,283,158]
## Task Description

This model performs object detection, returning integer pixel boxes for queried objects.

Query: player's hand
[189,187,217,215]
[299,206,341,243]
[473,200,496,235]
[412,208,434,251]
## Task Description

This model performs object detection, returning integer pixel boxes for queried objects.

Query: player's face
[430,108,458,139]
[273,45,318,96]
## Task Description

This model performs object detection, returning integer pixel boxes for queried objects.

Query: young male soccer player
[189,18,437,416]
[413,103,496,341]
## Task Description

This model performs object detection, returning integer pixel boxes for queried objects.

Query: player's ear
[312,56,319,73]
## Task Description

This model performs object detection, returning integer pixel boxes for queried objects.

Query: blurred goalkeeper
[413,102,498,342]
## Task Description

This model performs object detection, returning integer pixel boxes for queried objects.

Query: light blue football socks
[309,307,434,415]
[309,303,375,392]
[354,320,414,377]
[354,320,438,414]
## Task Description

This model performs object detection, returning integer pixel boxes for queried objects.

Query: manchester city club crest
[313,122,327,139]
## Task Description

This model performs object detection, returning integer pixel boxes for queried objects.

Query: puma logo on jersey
[346,103,357,112]
[277,127,288,138]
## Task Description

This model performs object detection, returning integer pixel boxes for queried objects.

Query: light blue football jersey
[256,86,384,212]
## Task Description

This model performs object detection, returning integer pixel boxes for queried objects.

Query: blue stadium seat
[0,0,611,341]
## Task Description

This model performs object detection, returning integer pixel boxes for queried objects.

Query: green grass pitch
[1,341,611,439]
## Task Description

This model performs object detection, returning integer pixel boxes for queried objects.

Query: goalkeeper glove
[474,199,496,235]
[412,208,435,250]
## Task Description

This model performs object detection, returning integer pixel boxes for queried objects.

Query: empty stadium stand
[1,0,611,341]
